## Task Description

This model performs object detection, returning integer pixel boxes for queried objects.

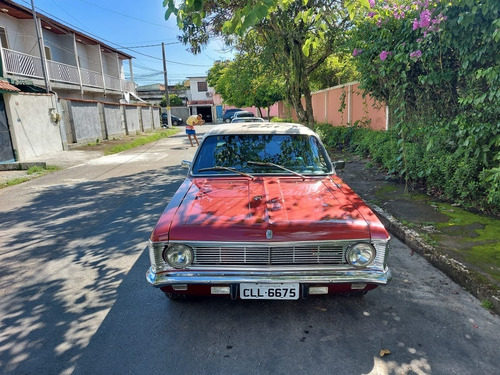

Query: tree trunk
[287,39,314,127]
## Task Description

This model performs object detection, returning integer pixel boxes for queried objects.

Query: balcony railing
[47,59,80,84]
[81,67,104,88]
[122,80,136,92]
[3,48,44,79]
[104,73,121,91]
[2,48,134,93]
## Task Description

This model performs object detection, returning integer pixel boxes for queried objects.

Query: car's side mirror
[181,160,191,169]
[333,160,345,171]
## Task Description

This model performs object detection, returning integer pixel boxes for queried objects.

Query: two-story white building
[0,0,135,102]
[186,76,215,123]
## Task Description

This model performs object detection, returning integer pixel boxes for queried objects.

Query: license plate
[240,283,299,300]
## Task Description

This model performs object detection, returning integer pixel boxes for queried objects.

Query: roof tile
[0,80,21,93]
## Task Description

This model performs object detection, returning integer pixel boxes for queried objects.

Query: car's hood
[154,177,386,242]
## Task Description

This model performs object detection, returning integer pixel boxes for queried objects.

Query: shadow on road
[73,239,499,375]
[1,159,499,375]
[0,165,185,374]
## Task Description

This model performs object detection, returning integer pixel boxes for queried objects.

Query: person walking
[185,114,204,146]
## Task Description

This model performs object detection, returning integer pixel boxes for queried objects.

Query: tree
[163,0,352,126]
[349,0,500,209]
[160,94,183,107]
[308,54,358,91]
[207,46,284,116]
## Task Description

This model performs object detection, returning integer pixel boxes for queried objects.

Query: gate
[0,95,15,163]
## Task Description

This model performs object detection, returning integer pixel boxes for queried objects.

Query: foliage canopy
[163,0,353,126]
[348,0,500,210]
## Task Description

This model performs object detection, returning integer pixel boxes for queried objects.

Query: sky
[13,0,234,86]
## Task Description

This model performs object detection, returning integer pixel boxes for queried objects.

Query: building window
[44,46,52,60]
[0,27,8,49]
[197,81,208,92]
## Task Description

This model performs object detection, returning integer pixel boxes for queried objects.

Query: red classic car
[147,122,391,300]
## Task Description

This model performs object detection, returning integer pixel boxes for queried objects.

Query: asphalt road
[1,125,499,375]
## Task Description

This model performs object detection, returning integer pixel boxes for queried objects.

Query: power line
[13,0,214,84]
[76,0,177,30]
[126,42,181,49]
[17,0,213,67]
[48,0,89,30]
[119,38,179,46]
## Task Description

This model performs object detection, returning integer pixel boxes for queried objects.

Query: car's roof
[204,122,319,137]
[233,111,254,117]
[231,117,265,123]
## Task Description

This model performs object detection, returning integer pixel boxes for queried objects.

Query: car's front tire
[225,118,231,123]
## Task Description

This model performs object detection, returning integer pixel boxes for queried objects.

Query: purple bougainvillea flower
[419,9,432,28]
[352,48,363,57]
[369,0,376,8]
[368,11,376,18]
[410,50,422,59]
[379,51,392,60]
[413,18,419,30]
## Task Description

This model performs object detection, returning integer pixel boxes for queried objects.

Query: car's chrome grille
[193,245,346,265]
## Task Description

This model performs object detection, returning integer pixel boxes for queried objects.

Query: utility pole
[30,0,51,93]
[162,42,172,128]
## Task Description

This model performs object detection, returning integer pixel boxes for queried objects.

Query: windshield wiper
[198,166,254,179]
[247,161,305,179]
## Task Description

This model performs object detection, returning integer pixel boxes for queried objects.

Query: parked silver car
[231,111,255,119]
[231,117,265,123]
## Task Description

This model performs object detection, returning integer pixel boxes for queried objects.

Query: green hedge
[314,123,499,214]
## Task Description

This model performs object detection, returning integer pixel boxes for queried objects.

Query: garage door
[0,95,15,163]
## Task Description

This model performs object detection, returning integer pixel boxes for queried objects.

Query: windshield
[191,134,332,176]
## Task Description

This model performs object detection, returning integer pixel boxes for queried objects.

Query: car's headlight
[163,244,194,269]
[346,243,376,268]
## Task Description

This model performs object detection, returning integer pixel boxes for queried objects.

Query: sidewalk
[335,152,500,314]
[0,149,104,186]
[1,133,499,313]
[0,126,186,186]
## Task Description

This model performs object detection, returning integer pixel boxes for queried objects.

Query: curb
[0,162,47,171]
[369,203,499,315]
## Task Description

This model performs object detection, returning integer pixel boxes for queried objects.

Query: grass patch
[2,176,30,187]
[375,184,398,197]
[104,129,179,155]
[432,202,500,282]
[481,300,494,310]
[1,165,61,189]
[26,165,60,175]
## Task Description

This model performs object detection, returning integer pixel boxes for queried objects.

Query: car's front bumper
[146,267,392,288]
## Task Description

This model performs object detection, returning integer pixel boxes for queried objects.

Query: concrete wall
[4,93,166,160]
[60,100,160,142]
[277,82,388,131]
[169,106,190,120]
[69,101,103,142]
[152,107,161,128]
[141,107,152,131]
[124,105,141,134]
[103,104,123,138]
[5,93,63,160]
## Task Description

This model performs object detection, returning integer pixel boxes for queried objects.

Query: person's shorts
[186,129,196,135]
